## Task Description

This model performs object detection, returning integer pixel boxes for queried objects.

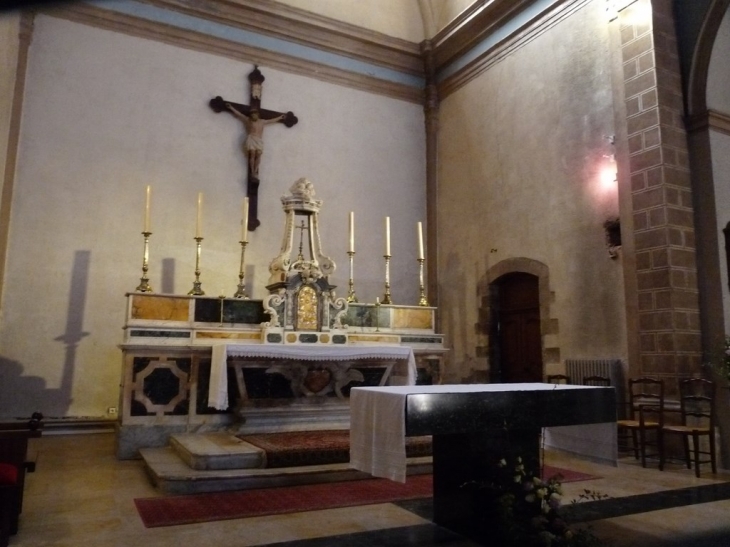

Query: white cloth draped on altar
[208,343,418,410]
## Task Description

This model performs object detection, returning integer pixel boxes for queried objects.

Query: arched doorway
[492,272,543,383]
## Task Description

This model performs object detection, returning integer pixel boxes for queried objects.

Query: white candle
[417,221,424,260]
[144,185,151,232]
[385,216,390,255]
[196,192,203,237]
[349,211,354,252]
[241,197,249,242]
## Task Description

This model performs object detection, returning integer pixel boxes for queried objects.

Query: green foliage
[464,457,606,547]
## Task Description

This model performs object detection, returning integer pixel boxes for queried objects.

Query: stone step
[141,445,432,494]
[170,433,264,470]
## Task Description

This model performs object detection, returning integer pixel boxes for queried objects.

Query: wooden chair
[584,375,611,387]
[546,374,571,384]
[616,377,664,468]
[662,378,716,477]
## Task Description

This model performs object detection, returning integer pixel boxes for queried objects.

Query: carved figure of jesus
[225,102,285,176]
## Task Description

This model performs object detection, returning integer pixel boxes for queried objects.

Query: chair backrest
[547,374,571,384]
[678,378,715,428]
[584,375,611,387]
[627,377,664,420]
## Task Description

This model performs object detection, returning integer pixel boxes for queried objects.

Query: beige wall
[436,0,628,381]
[708,8,730,334]
[276,0,426,41]
[0,13,20,209]
[0,14,426,418]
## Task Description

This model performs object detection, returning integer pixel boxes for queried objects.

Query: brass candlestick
[188,236,205,295]
[382,254,393,304]
[233,240,249,299]
[135,231,153,293]
[346,250,358,303]
[417,257,429,306]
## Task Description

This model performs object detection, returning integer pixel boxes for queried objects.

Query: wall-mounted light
[600,134,618,191]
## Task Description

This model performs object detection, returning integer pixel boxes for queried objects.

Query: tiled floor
[10,432,730,546]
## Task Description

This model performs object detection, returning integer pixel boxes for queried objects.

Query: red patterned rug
[135,467,599,528]
[135,474,434,528]
[237,429,432,468]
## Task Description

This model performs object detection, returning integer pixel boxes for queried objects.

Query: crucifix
[210,66,298,231]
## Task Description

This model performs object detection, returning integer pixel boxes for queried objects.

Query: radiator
[565,358,626,418]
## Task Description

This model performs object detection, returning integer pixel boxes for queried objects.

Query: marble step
[170,432,263,471]
[141,444,432,494]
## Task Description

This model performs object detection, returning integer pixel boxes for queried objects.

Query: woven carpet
[135,467,599,528]
[237,429,433,468]
[135,474,434,528]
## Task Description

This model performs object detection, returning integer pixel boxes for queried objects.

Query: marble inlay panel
[131,295,190,321]
[402,336,443,344]
[393,308,433,330]
[194,298,267,324]
[345,305,392,329]
[129,329,191,338]
[196,331,261,340]
[348,335,400,344]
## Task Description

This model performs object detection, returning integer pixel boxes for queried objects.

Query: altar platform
[139,431,433,494]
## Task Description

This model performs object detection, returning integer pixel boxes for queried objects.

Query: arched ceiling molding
[37,0,425,103]
[687,0,730,118]
[429,0,534,69]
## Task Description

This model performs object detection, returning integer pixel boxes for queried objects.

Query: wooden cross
[210,66,297,231]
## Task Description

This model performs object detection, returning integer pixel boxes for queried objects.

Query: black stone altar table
[349,384,616,536]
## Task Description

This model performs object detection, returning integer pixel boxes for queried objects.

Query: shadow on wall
[0,250,91,418]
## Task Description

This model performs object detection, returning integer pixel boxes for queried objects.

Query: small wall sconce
[604,218,621,259]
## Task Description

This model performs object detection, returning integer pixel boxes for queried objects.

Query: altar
[349,384,616,536]
[117,180,446,459]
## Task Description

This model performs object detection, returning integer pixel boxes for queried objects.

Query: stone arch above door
[475,258,559,380]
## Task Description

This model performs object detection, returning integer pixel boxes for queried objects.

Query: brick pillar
[619,0,701,395]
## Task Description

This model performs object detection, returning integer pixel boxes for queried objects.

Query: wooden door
[496,273,543,383]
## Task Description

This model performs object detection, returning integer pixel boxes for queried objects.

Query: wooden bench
[0,414,43,547]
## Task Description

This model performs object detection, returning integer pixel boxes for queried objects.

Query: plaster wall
[274,0,426,42]
[436,0,627,380]
[0,14,425,418]
[707,5,730,114]
[711,130,730,334]
[0,13,20,202]
[708,8,730,335]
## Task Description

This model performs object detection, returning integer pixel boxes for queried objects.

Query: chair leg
[682,435,691,469]
[710,429,717,474]
[692,430,701,478]
[659,430,665,471]
[631,429,639,460]
[639,427,647,468]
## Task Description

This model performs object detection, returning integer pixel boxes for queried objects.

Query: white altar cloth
[349,383,617,483]
[208,344,417,410]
